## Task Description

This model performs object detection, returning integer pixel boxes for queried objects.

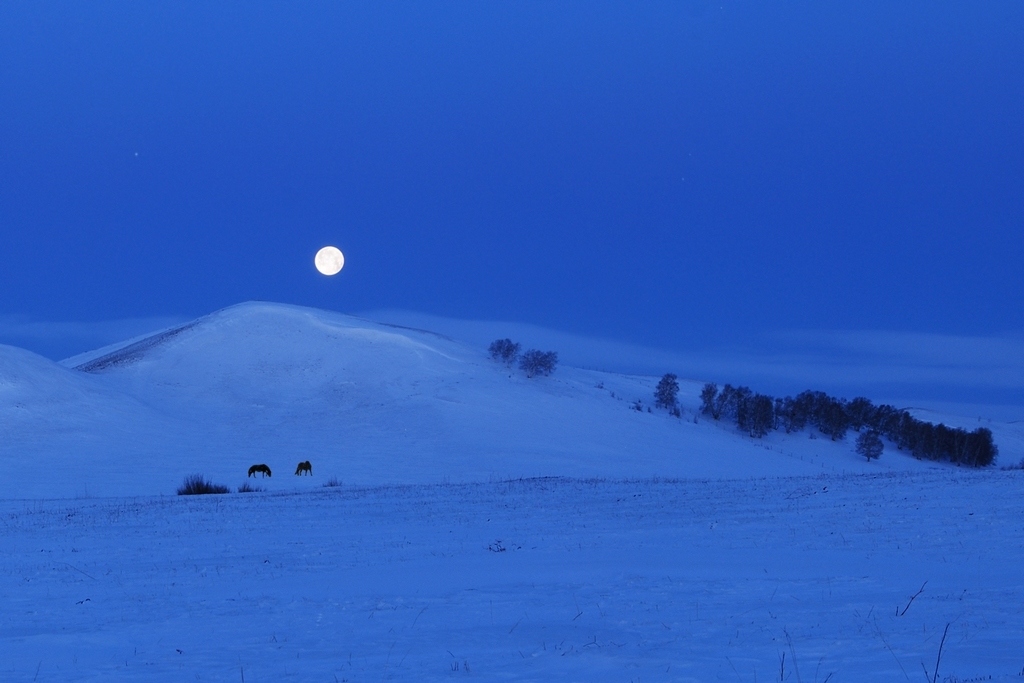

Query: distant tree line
[698,383,997,468]
[488,339,558,378]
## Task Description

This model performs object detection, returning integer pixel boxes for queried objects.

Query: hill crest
[0,302,985,499]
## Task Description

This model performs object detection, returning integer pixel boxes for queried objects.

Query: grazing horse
[248,464,272,478]
[295,460,312,476]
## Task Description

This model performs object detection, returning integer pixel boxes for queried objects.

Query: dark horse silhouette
[248,464,272,478]
[295,460,312,476]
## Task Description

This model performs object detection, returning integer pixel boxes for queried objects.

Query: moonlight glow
[314,246,344,276]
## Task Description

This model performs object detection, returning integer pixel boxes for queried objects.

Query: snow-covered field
[2,301,1022,680]
[3,471,1022,681]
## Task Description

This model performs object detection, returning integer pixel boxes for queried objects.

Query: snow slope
[0,302,989,499]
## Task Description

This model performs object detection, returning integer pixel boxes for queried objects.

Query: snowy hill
[0,302,1014,499]
[4,303,1024,681]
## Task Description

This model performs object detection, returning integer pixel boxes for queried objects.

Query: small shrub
[519,349,557,378]
[237,481,264,493]
[323,476,343,488]
[177,474,230,496]
[488,338,521,366]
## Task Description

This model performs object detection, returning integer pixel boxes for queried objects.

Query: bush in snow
[654,373,680,415]
[519,349,557,378]
[488,339,521,367]
[856,430,884,461]
[237,481,264,493]
[177,474,230,496]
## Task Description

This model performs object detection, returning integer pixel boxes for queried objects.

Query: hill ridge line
[74,320,201,373]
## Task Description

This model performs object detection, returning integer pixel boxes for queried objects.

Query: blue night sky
[1,2,1022,408]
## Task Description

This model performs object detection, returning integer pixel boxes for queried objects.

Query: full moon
[314,246,344,276]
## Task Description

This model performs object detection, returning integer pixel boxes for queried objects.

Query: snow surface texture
[3,301,1018,500]
[2,301,1023,680]
[2,473,1022,681]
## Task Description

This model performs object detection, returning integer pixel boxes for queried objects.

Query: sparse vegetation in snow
[177,474,230,495]
[654,373,680,416]
[488,338,521,367]
[519,349,557,378]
